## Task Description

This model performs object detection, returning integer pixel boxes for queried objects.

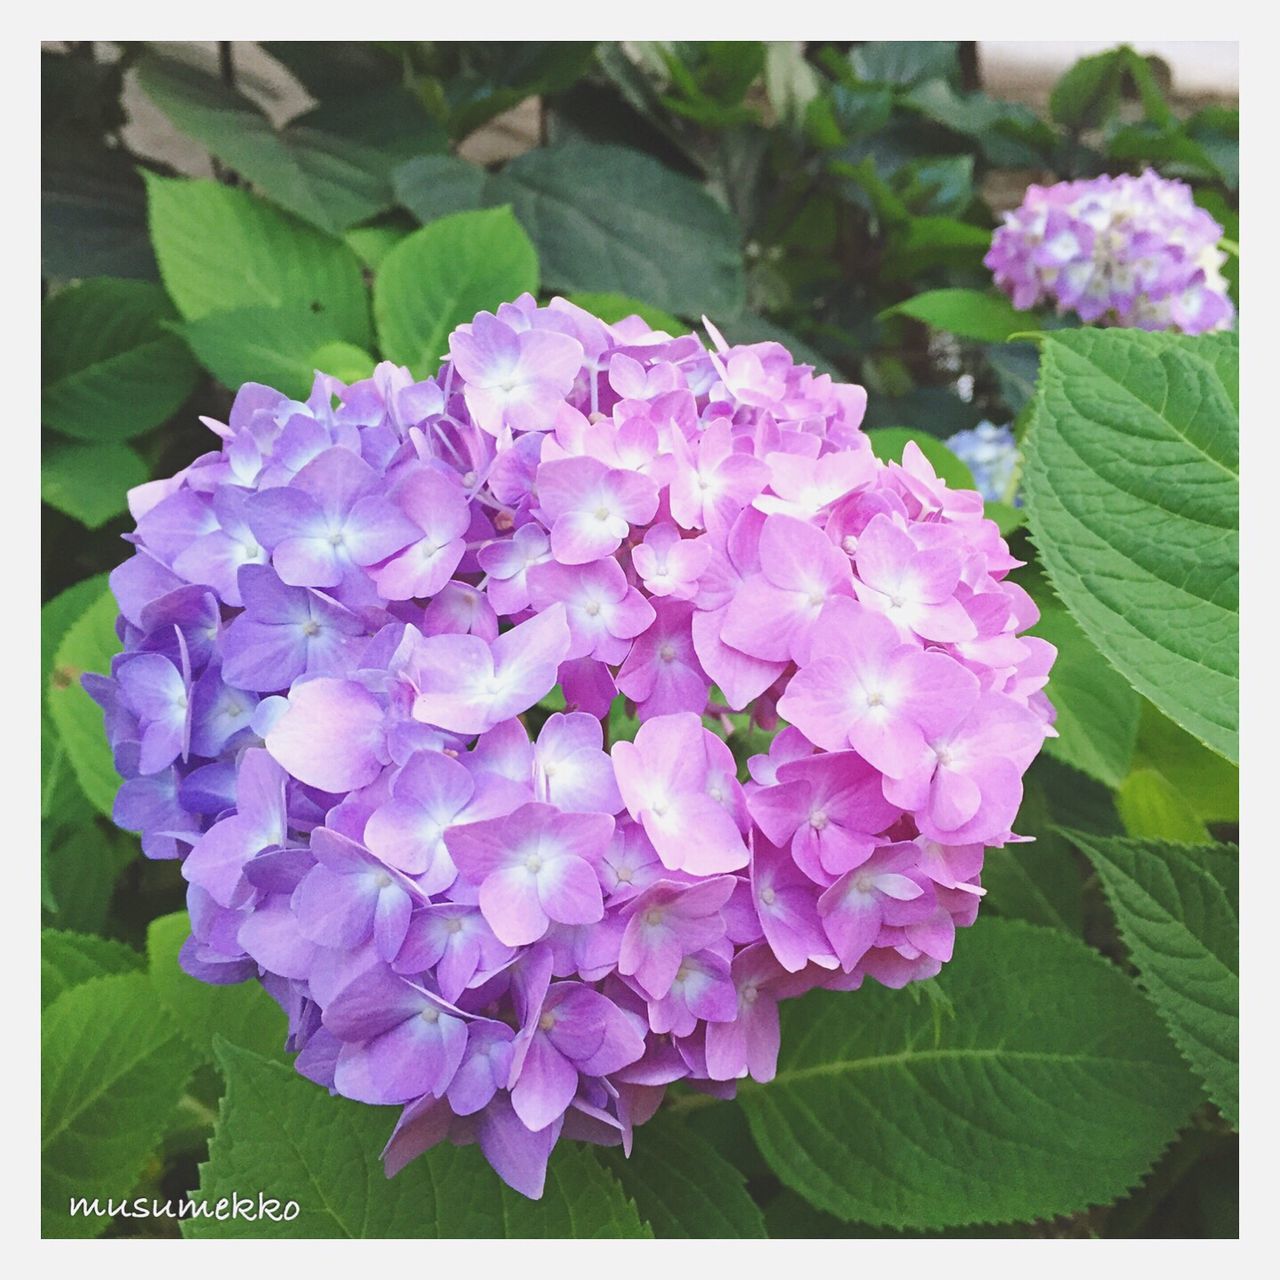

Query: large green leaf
[1066,832,1238,1127]
[188,1041,650,1238]
[487,142,745,319]
[393,154,487,225]
[42,442,148,529]
[1050,49,1124,129]
[41,928,143,1009]
[884,288,1039,344]
[42,278,198,441]
[147,912,288,1066]
[1024,571,1140,787]
[1116,768,1211,843]
[602,1113,767,1237]
[1022,329,1238,762]
[1132,702,1238,825]
[42,973,198,1238]
[42,134,156,281]
[145,174,370,346]
[373,207,539,377]
[178,305,372,401]
[46,588,122,819]
[137,57,435,236]
[738,918,1201,1229]
[981,775,1083,933]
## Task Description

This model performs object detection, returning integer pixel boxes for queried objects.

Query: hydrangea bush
[87,295,1055,1197]
[985,169,1234,334]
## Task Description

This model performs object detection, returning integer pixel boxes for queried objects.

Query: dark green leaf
[851,42,958,88]
[741,918,1201,1228]
[1050,49,1124,129]
[393,154,487,225]
[1066,833,1238,1127]
[42,278,198,441]
[982,778,1084,933]
[188,1041,650,1237]
[602,1113,767,1237]
[487,142,745,319]
[42,133,156,281]
[137,57,438,235]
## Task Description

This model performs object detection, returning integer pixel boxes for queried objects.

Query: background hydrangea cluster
[985,169,1234,334]
[89,295,1056,1199]
[946,422,1021,506]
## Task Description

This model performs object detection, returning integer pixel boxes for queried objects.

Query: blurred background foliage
[41,40,1238,1240]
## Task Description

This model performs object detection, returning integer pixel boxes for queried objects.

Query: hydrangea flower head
[985,169,1234,334]
[91,294,1055,1199]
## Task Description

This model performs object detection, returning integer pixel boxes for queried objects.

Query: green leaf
[487,142,745,319]
[1132,701,1237,825]
[601,1113,767,1237]
[42,973,198,1238]
[1022,329,1238,762]
[42,133,156,281]
[42,278,198,441]
[146,174,371,346]
[1025,576,1140,787]
[41,820,136,935]
[866,427,976,491]
[46,588,122,818]
[566,291,686,335]
[981,776,1083,933]
[147,912,288,1065]
[393,154,487,225]
[309,341,377,385]
[1116,768,1211,843]
[850,41,958,88]
[42,442,148,529]
[137,57,432,235]
[740,918,1201,1229]
[883,216,991,277]
[178,305,358,401]
[345,224,408,271]
[885,289,1038,344]
[1065,833,1238,1127]
[1050,49,1124,129]
[41,928,143,1009]
[373,207,539,376]
[42,574,108,826]
[189,1041,650,1237]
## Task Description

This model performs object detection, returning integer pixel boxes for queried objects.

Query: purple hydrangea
[985,169,1234,334]
[90,293,1056,1199]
